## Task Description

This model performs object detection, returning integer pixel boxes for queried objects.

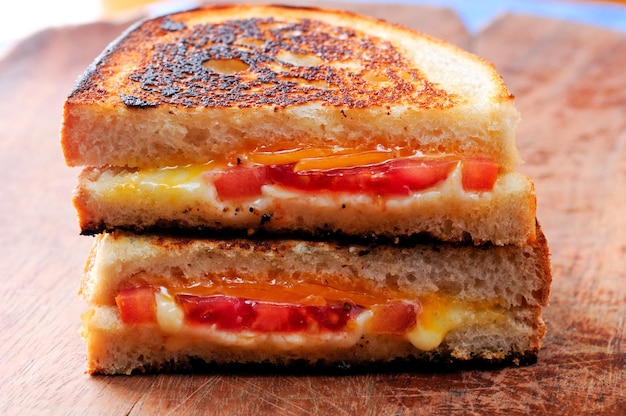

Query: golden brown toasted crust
[530,222,552,306]
[89,353,541,375]
[61,4,521,169]
[69,7,457,110]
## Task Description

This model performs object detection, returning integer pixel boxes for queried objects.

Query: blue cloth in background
[361,0,626,33]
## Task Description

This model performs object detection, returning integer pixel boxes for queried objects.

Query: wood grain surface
[1,2,624,415]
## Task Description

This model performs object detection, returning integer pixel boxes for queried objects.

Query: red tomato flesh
[305,303,356,331]
[115,287,157,324]
[177,294,358,333]
[461,158,499,191]
[115,289,421,336]
[176,295,255,330]
[251,302,308,332]
[204,157,499,200]
[266,159,457,196]
[205,165,267,200]
[368,302,418,335]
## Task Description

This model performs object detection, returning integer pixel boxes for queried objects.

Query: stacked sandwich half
[61,5,551,375]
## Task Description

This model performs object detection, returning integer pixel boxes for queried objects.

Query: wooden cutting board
[1,2,624,414]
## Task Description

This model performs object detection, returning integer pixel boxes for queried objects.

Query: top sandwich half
[60,5,536,245]
[62,4,521,170]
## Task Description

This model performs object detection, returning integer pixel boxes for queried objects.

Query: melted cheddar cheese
[246,147,404,170]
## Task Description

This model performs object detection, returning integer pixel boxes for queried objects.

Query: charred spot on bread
[99,15,460,109]
[120,94,158,108]
[159,17,187,32]
[98,350,539,375]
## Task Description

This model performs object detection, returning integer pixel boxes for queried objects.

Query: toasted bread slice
[61,4,521,170]
[79,225,551,374]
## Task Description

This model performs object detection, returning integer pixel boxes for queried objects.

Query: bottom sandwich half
[79,227,551,375]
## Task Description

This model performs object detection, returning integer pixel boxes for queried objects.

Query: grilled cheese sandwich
[61,5,551,374]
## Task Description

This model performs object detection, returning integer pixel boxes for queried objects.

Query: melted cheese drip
[246,147,404,170]
[151,289,503,352]
[155,288,184,334]
[99,164,213,202]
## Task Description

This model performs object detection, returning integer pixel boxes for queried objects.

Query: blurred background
[1,0,625,57]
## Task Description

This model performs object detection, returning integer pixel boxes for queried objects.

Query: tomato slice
[177,295,255,330]
[461,158,499,191]
[266,159,456,196]
[116,288,422,337]
[203,156,499,200]
[368,302,418,335]
[176,294,357,333]
[387,159,457,194]
[306,303,356,331]
[204,165,268,200]
[115,287,157,324]
[250,302,308,332]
